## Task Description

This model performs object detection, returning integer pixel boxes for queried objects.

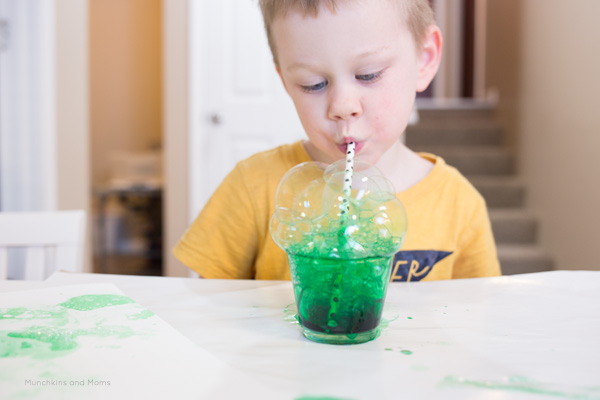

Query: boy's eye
[301,81,327,93]
[356,71,383,83]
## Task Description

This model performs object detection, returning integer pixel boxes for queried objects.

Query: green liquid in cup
[288,253,393,344]
[286,231,396,345]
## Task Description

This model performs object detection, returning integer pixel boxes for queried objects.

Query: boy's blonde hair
[259,0,436,65]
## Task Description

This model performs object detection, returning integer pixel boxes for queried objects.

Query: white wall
[55,0,91,272]
[517,0,600,270]
[163,0,190,277]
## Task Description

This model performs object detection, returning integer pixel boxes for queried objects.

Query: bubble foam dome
[270,159,407,260]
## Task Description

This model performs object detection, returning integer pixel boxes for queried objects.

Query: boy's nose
[327,86,362,121]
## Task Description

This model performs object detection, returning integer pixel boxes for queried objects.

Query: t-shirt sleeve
[452,196,502,279]
[173,165,258,279]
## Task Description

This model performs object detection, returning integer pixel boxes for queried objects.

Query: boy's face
[273,0,439,165]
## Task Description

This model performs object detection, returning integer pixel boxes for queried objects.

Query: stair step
[412,146,514,175]
[489,209,538,244]
[468,176,526,208]
[415,98,495,123]
[406,123,503,147]
[497,245,554,275]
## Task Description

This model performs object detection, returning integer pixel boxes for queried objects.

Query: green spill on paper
[2,325,138,358]
[283,304,300,324]
[1,307,69,326]
[443,375,600,399]
[59,294,135,311]
[127,310,155,320]
[0,294,149,360]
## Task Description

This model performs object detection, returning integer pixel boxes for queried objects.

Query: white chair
[0,210,86,280]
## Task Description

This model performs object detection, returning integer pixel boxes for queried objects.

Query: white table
[1,271,599,399]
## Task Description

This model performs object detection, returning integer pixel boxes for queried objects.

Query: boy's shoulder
[237,140,310,174]
[417,152,486,205]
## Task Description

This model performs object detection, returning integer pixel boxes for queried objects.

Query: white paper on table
[0,283,277,400]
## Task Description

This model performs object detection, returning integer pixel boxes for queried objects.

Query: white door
[188,0,304,218]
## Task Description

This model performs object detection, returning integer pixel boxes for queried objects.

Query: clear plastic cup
[271,160,406,344]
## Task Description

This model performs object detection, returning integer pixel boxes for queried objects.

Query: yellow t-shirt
[174,141,501,281]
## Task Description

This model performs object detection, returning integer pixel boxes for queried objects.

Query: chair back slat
[24,247,46,281]
[55,246,79,273]
[0,211,85,246]
[0,248,7,280]
[0,210,86,280]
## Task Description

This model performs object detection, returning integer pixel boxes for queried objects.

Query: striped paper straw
[341,141,355,218]
[327,141,356,328]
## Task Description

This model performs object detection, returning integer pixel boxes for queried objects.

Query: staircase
[406,99,554,275]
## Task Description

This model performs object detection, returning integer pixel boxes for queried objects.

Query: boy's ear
[275,63,289,93]
[416,25,443,93]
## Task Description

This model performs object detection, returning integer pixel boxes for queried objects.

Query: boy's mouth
[338,139,363,155]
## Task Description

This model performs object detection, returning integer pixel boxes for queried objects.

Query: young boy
[174,0,501,281]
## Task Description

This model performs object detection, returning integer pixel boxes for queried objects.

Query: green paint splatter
[407,316,413,319]
[443,376,600,399]
[59,294,135,311]
[400,350,413,355]
[384,347,393,351]
[126,310,155,320]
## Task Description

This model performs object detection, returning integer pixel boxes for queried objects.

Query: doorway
[89,0,163,276]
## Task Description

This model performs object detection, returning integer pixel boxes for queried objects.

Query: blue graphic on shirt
[390,250,453,282]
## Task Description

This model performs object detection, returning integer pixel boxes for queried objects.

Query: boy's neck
[375,140,433,192]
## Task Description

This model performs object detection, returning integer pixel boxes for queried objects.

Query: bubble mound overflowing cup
[270,157,407,344]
